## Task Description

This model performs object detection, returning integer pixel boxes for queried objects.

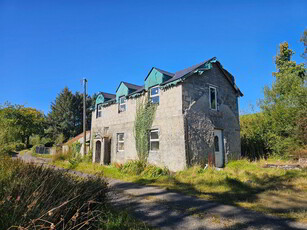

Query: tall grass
[0,156,150,230]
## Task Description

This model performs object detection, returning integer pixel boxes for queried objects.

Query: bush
[240,113,269,160]
[0,142,26,156]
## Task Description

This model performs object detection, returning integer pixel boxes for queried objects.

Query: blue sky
[0,0,306,115]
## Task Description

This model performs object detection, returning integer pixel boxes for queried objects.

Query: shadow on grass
[111,170,307,230]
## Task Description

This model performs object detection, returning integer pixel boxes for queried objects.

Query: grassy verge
[0,156,150,230]
[52,158,307,223]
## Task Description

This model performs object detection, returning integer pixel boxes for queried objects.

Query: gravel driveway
[16,152,307,230]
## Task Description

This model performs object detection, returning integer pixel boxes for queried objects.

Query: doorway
[103,137,111,165]
[95,140,101,163]
[214,129,224,168]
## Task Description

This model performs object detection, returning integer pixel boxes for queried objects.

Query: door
[214,129,224,168]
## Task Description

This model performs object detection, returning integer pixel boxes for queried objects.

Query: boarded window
[117,133,124,151]
[209,86,217,110]
[150,87,160,104]
[150,129,159,151]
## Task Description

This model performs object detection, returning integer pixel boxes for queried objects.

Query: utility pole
[83,78,87,157]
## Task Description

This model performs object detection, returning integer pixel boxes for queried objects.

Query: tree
[47,87,93,142]
[260,41,306,154]
[300,29,307,61]
[0,103,45,152]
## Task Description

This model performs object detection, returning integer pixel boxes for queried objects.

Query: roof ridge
[122,81,142,88]
[100,91,116,96]
[154,67,175,76]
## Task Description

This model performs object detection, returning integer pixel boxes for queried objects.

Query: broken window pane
[150,141,159,151]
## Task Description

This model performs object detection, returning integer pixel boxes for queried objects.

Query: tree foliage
[0,103,45,153]
[241,37,306,159]
[47,87,93,142]
[261,41,306,154]
[300,29,307,61]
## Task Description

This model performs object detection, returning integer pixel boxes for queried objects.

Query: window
[149,129,159,151]
[150,86,160,104]
[117,133,124,151]
[119,96,126,112]
[214,135,219,152]
[209,86,217,110]
[97,104,102,118]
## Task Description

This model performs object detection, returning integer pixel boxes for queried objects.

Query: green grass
[18,148,31,156]
[52,158,307,223]
[0,156,150,230]
[31,152,52,159]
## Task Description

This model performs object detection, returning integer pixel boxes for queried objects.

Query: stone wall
[182,63,241,166]
[91,84,187,172]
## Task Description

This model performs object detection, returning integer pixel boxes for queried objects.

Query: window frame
[209,86,217,111]
[96,103,102,118]
[149,86,160,104]
[149,129,159,151]
[118,96,127,112]
[117,133,124,152]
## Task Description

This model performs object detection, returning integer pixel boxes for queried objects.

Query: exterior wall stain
[182,64,241,166]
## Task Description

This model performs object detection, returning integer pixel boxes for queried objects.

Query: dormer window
[97,104,102,118]
[150,86,160,104]
[209,86,217,110]
[119,96,126,112]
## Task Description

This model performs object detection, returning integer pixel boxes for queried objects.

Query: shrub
[142,165,170,177]
[119,160,170,178]
[120,160,146,175]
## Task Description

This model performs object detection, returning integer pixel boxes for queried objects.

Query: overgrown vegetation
[134,97,157,162]
[0,156,150,230]
[51,143,92,169]
[241,32,306,159]
[118,160,169,177]
[52,158,307,223]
